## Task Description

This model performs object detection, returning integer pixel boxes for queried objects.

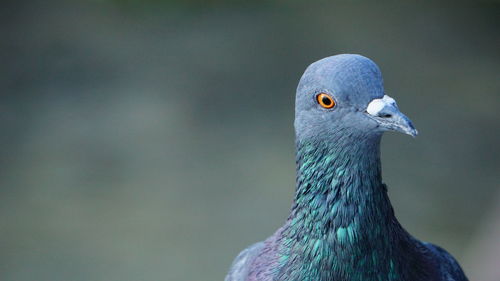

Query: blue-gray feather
[225,54,468,281]
[425,243,468,281]
[225,242,265,281]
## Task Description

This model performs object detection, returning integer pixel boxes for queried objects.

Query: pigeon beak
[366,95,418,137]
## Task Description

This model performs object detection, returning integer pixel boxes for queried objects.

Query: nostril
[380,113,392,118]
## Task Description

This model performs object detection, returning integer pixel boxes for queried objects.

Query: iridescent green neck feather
[275,133,425,281]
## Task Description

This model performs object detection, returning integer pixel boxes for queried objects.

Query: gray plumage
[225,243,264,281]
[225,54,467,281]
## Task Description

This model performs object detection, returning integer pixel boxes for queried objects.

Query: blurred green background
[1,0,499,280]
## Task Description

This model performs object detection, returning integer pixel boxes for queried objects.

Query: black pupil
[322,96,332,106]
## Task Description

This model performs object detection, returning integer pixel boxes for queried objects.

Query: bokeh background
[1,0,499,280]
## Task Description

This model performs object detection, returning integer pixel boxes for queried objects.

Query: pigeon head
[295,54,417,141]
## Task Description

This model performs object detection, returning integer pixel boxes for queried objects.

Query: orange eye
[316,93,336,109]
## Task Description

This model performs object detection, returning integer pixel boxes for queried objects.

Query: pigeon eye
[316,93,336,109]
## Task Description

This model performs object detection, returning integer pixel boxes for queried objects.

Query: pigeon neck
[276,134,415,280]
[292,133,386,215]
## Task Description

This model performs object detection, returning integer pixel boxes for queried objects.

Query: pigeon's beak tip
[398,118,418,138]
[405,123,418,138]
[409,128,418,138]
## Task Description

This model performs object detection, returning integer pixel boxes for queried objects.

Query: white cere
[367,95,397,116]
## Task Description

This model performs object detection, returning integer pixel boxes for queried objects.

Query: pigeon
[225,54,468,281]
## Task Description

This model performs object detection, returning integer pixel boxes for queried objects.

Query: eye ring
[316,93,336,109]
